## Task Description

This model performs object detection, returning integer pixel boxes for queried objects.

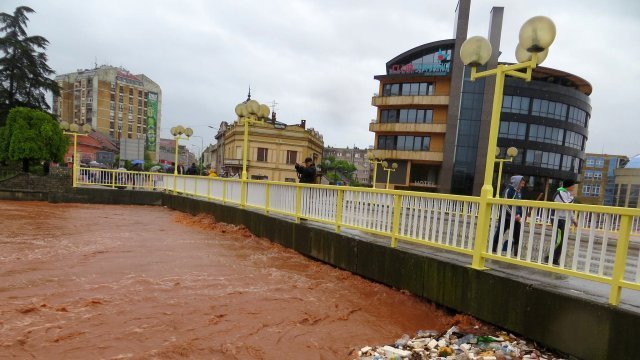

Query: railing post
[206,178,211,200]
[265,183,270,214]
[241,179,247,208]
[390,194,402,248]
[336,189,344,233]
[609,214,632,306]
[471,186,493,269]
[111,170,116,188]
[173,174,177,195]
[222,180,227,204]
[295,185,302,223]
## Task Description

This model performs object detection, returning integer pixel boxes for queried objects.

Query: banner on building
[146,92,158,151]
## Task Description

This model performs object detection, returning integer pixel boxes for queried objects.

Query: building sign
[116,71,144,87]
[389,48,451,76]
[96,151,115,165]
[146,92,158,152]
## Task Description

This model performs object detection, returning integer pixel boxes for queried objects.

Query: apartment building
[576,153,628,205]
[53,65,162,160]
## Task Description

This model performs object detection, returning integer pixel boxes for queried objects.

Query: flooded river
[0,201,488,359]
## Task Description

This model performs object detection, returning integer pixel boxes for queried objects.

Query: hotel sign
[389,62,450,76]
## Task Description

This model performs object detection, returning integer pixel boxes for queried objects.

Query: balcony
[370,150,443,162]
[371,95,449,107]
[369,122,446,133]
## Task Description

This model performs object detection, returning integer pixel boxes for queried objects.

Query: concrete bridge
[2,169,640,359]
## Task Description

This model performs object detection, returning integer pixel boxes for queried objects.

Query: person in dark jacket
[295,157,316,183]
[186,163,197,175]
[492,175,525,255]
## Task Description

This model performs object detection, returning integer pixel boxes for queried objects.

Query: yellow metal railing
[75,166,640,306]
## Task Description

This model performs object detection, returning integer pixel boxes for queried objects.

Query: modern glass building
[369,0,592,199]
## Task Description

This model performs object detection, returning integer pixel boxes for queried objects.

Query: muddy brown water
[0,201,490,359]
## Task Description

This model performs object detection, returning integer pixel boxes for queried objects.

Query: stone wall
[0,172,72,193]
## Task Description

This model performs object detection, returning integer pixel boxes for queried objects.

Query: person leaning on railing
[294,157,316,183]
[492,175,526,255]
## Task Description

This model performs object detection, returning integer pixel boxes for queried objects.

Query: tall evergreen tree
[0,6,59,126]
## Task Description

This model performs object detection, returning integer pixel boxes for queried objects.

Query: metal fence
[75,168,640,306]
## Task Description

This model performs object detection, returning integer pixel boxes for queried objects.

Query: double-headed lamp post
[382,161,398,190]
[495,146,519,198]
[170,125,192,193]
[60,121,92,187]
[460,16,556,270]
[369,154,385,189]
[235,99,270,207]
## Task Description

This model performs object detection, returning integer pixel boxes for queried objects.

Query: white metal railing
[75,168,640,306]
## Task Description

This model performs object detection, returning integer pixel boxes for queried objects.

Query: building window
[629,185,640,208]
[257,148,268,162]
[582,185,591,195]
[377,135,430,151]
[568,106,588,126]
[525,150,561,169]
[584,170,593,179]
[586,158,595,167]
[532,99,567,120]
[499,121,527,140]
[565,131,584,150]
[528,124,563,145]
[382,82,434,96]
[502,95,530,114]
[591,184,601,196]
[595,158,604,168]
[593,171,602,180]
[286,150,297,164]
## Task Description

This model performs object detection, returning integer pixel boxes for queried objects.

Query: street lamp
[60,121,92,187]
[495,146,518,198]
[461,15,556,269]
[235,99,270,207]
[460,15,555,199]
[382,161,398,190]
[170,125,192,193]
[369,153,385,189]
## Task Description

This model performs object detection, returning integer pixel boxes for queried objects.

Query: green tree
[0,6,59,126]
[0,107,68,172]
[323,156,358,185]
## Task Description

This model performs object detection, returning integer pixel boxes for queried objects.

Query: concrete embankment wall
[5,188,637,359]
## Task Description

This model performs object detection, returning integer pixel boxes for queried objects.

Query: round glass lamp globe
[69,123,79,132]
[82,124,92,133]
[460,36,492,66]
[60,121,70,130]
[515,43,548,64]
[259,104,270,118]
[506,147,519,158]
[391,163,398,169]
[246,100,260,115]
[184,128,193,137]
[519,16,556,52]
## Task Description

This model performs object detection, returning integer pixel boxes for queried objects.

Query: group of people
[493,175,578,265]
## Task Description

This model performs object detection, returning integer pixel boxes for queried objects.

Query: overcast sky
[4,0,639,157]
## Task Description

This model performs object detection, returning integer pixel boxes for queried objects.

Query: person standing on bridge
[548,179,578,265]
[295,157,316,184]
[492,175,525,256]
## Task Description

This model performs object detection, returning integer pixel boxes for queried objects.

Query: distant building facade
[576,153,628,205]
[323,146,371,185]
[369,1,591,198]
[220,99,324,181]
[613,155,640,208]
[53,65,162,160]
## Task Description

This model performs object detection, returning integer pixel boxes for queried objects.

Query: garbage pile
[354,326,566,360]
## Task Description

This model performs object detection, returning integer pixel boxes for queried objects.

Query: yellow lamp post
[60,121,92,187]
[235,99,270,207]
[170,125,192,194]
[368,152,385,189]
[461,16,556,269]
[495,146,519,198]
[382,161,398,190]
